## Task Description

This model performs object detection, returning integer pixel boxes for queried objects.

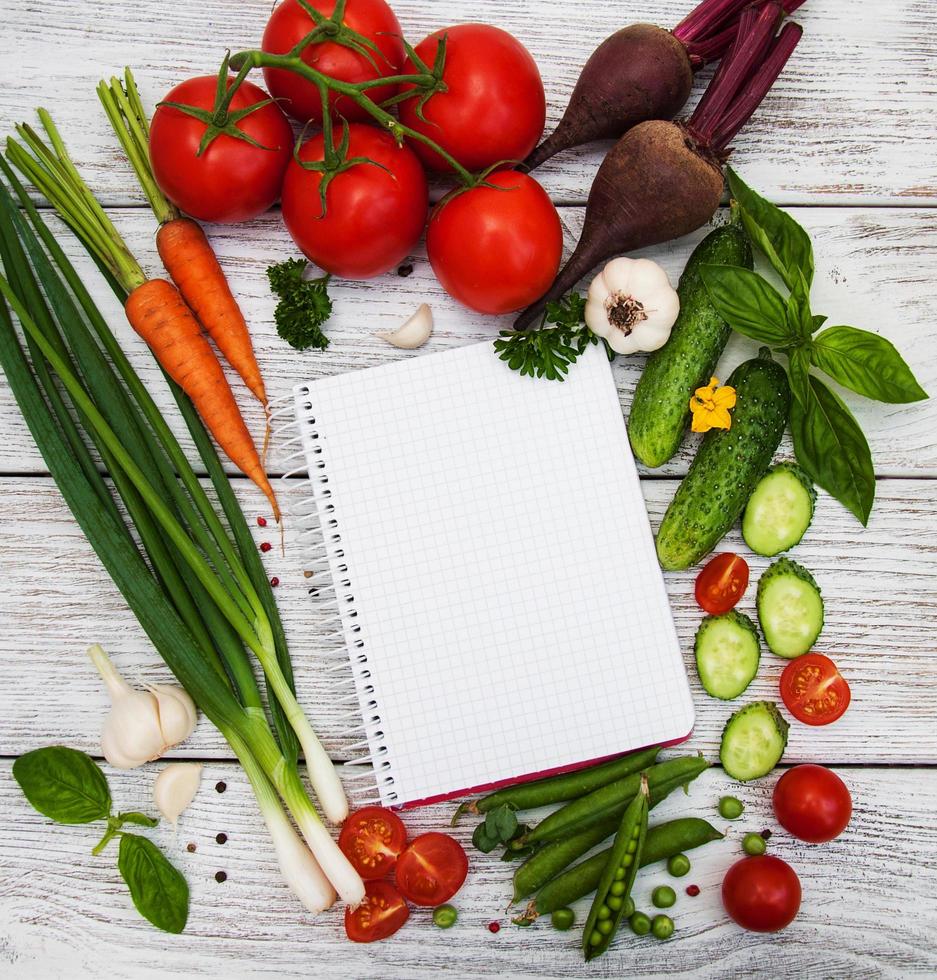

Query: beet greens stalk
[514,1,803,331]
[522,0,805,172]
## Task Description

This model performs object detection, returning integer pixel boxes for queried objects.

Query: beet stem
[710,22,803,151]
[673,0,750,45]
[683,0,806,64]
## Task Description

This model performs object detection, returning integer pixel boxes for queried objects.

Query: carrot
[125,278,279,521]
[156,217,267,405]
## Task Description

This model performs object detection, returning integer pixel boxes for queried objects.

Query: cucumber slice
[757,558,824,659]
[694,611,760,700]
[743,463,816,557]
[719,701,789,781]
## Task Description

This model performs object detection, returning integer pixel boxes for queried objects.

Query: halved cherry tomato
[780,653,851,725]
[344,880,409,943]
[694,553,749,615]
[339,806,408,880]
[394,832,468,907]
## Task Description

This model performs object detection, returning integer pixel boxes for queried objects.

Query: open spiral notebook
[278,341,693,808]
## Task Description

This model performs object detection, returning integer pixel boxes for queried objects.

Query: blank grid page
[295,342,693,806]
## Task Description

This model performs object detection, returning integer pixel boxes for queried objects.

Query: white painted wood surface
[1,0,936,976]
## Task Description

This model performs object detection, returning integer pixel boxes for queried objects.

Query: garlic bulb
[585,257,680,355]
[376,303,433,349]
[154,763,203,825]
[88,645,198,768]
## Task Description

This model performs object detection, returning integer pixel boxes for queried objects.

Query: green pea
[743,832,767,856]
[610,881,626,897]
[621,853,633,868]
[551,907,575,931]
[589,929,603,947]
[667,853,691,877]
[433,904,458,929]
[629,911,651,936]
[627,838,638,854]
[652,885,676,909]
[613,866,626,881]
[623,896,635,918]
[651,914,674,940]
[607,895,622,912]
[597,919,614,936]
[597,904,611,920]
[719,796,744,820]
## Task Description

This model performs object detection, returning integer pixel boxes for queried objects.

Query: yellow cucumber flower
[690,377,737,433]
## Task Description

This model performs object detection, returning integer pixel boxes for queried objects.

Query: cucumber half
[757,558,824,659]
[720,701,789,781]
[694,611,760,700]
[743,463,817,557]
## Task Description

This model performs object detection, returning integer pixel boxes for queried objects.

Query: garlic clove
[150,684,198,746]
[154,763,203,825]
[375,303,433,349]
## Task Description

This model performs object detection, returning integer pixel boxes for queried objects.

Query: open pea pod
[581,773,649,961]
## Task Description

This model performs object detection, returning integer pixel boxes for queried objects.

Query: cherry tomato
[780,653,851,726]
[773,764,852,843]
[721,855,801,932]
[694,553,750,615]
[150,76,292,223]
[344,879,409,942]
[394,832,468,907]
[338,806,407,880]
[262,0,405,124]
[398,24,546,172]
[426,171,562,314]
[281,123,428,279]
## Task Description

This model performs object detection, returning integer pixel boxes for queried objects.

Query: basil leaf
[786,268,813,341]
[791,375,875,525]
[811,314,828,333]
[118,833,189,934]
[118,811,160,829]
[727,167,814,289]
[810,326,928,404]
[700,265,796,346]
[13,746,111,824]
[787,348,812,407]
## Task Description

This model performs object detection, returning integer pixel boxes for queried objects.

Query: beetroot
[522,0,805,172]
[514,2,803,330]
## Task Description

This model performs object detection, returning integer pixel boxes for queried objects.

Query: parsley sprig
[267,258,333,351]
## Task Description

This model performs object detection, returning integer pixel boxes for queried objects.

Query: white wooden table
[1,1,936,976]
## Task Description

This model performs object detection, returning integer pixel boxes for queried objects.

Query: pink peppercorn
[257,516,267,527]
[260,542,272,553]
[488,921,500,934]
[686,884,700,897]
[270,577,280,587]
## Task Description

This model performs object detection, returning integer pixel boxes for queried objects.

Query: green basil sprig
[700,168,927,525]
[13,746,189,933]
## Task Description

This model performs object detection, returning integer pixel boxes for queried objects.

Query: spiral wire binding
[271,389,394,806]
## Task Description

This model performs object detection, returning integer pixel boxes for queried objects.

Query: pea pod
[526,755,708,845]
[453,746,661,823]
[582,775,649,960]
[535,817,723,915]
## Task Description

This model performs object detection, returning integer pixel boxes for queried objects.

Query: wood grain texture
[1,760,935,978]
[0,206,934,478]
[0,1,935,207]
[2,476,935,766]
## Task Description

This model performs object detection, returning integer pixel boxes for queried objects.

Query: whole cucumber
[628,220,753,468]
[656,349,790,571]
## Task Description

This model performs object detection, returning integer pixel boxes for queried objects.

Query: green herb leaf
[13,746,111,824]
[472,821,502,854]
[786,267,814,341]
[485,804,519,843]
[700,265,796,346]
[727,167,814,289]
[267,258,333,351]
[787,347,812,407]
[117,833,189,934]
[810,326,928,404]
[791,375,876,525]
[118,811,160,828]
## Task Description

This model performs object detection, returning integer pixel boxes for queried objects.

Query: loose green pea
[652,885,676,909]
[719,796,744,820]
[667,853,691,877]
[651,915,674,940]
[433,904,458,929]
[597,919,614,936]
[597,904,611,921]
[743,832,767,856]
[610,881,626,897]
[551,907,575,931]
[629,911,651,936]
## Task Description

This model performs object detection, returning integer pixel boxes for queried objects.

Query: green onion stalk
[0,145,362,905]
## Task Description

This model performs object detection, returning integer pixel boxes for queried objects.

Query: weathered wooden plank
[0,206,934,477]
[1,1,934,207]
[1,476,934,765]
[1,759,934,978]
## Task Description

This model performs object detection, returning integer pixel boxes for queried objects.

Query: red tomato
[722,855,801,932]
[394,832,468,907]
[338,806,408,880]
[344,880,409,942]
[773,764,852,843]
[694,553,750,615]
[281,124,428,279]
[398,24,546,172]
[426,171,562,314]
[150,77,293,223]
[262,0,405,124]
[780,653,851,726]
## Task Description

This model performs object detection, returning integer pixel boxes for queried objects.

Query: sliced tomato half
[780,652,851,725]
[344,880,409,943]
[695,553,750,615]
[394,832,468,907]
[338,806,408,880]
